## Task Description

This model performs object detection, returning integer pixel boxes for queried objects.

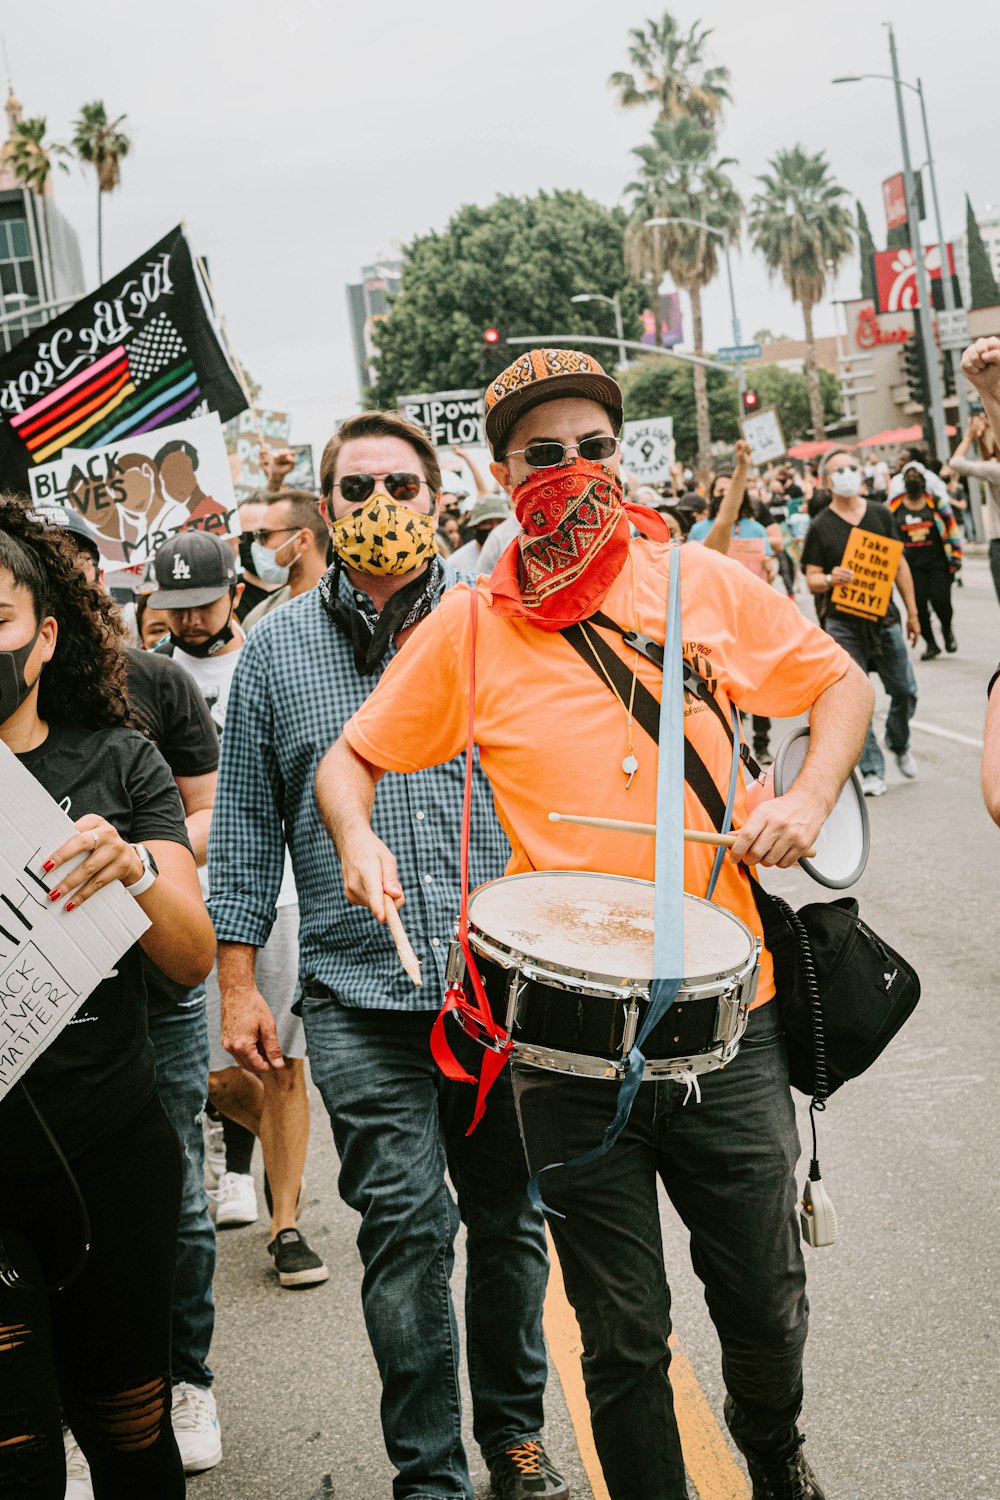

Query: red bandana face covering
[487,457,671,631]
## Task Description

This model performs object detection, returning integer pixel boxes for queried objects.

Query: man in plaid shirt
[207,410,566,1500]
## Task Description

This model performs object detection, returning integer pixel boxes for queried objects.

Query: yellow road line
[543,1231,749,1499]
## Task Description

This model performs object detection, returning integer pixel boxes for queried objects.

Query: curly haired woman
[0,498,215,1499]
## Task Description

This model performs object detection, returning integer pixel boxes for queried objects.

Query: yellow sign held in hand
[830,527,904,620]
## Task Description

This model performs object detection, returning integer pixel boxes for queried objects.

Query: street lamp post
[570,292,627,370]
[643,216,745,409]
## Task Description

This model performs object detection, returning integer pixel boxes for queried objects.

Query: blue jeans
[825,614,917,778]
[512,1004,807,1500]
[148,992,216,1389]
[302,997,550,1500]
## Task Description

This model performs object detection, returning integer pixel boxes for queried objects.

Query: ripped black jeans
[0,1095,184,1498]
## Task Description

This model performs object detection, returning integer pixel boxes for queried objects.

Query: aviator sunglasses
[332,471,425,505]
[502,435,620,469]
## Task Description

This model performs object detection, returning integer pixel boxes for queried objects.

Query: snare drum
[446,871,760,1081]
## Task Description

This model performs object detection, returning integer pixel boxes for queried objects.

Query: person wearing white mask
[801,448,921,797]
[241,491,331,629]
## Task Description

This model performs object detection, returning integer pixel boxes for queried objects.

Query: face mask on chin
[329,492,438,578]
[170,602,235,659]
[0,624,42,724]
[830,466,862,499]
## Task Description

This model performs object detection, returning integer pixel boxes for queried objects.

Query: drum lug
[713,990,742,1044]
[445,939,466,990]
[621,995,641,1054]
[504,968,526,1037]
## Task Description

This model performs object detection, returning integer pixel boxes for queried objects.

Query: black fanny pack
[563,612,921,1103]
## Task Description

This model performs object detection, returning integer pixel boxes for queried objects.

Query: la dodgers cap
[148,531,237,609]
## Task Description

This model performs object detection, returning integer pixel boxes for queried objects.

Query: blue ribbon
[705,703,743,903]
[529,545,686,1214]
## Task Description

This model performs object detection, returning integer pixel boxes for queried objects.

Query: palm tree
[6,117,71,295]
[609,11,731,126]
[625,115,742,472]
[72,101,131,282]
[749,147,853,440]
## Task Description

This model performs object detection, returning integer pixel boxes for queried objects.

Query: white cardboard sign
[0,740,150,1102]
[739,406,786,466]
[622,417,675,482]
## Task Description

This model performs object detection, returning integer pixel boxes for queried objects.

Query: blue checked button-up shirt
[207,563,510,1011]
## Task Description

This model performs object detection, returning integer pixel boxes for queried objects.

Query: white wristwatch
[124,842,158,897]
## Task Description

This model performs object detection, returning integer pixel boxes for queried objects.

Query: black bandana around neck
[318,556,442,675]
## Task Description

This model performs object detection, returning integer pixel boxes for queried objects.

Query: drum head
[467,871,754,986]
[772,727,870,889]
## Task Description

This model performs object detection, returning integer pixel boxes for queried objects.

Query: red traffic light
[483,327,500,345]
[741,389,759,414]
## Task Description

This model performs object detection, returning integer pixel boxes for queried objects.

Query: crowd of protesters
[1,334,999,1500]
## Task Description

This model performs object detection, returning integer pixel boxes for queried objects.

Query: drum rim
[773,726,870,890]
[466,870,756,988]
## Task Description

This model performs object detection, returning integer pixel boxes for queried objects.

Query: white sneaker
[64,1427,94,1499]
[861,774,887,797]
[895,750,918,779]
[171,1382,222,1474]
[203,1116,226,1189]
[213,1170,258,1227]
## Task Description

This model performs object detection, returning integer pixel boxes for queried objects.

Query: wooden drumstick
[547,811,817,859]
[384,899,422,987]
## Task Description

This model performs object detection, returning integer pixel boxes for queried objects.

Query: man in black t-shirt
[801,448,921,798]
[888,463,960,659]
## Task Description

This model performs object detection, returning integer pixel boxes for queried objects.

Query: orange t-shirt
[345,539,851,1004]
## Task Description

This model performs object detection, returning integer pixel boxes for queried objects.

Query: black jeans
[512,1004,807,1500]
[910,560,953,648]
[0,1095,184,1499]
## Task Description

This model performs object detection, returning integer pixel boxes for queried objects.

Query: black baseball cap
[31,503,102,564]
[149,531,237,608]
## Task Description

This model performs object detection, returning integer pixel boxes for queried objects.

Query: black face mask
[0,624,42,724]
[904,473,925,498]
[237,533,256,575]
[475,527,494,548]
[169,605,235,659]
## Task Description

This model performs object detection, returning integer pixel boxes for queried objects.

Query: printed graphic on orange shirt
[683,651,717,716]
[830,526,903,620]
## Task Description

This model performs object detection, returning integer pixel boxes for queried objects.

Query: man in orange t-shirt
[316,349,873,1500]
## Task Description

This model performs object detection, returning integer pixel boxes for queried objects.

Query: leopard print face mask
[328,492,439,577]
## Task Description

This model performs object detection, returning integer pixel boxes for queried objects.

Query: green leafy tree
[608,12,731,126]
[856,200,877,300]
[619,358,840,459]
[5,117,71,290]
[625,115,742,472]
[368,191,644,407]
[965,194,1000,309]
[749,146,852,441]
[72,101,131,282]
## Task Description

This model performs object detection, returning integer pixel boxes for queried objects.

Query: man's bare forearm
[798,664,874,817]
[315,735,381,852]
[218,941,258,998]
[895,556,918,616]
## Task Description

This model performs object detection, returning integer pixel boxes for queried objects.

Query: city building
[952,211,1000,309]
[0,88,86,354]
[345,256,401,395]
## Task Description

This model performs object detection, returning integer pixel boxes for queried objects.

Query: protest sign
[0,227,246,491]
[225,409,292,499]
[728,536,769,579]
[397,389,484,448]
[286,443,316,491]
[830,527,904,619]
[28,413,239,585]
[739,406,786,466]
[622,417,675,482]
[0,741,150,1103]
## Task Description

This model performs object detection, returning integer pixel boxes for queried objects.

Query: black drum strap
[562,621,728,832]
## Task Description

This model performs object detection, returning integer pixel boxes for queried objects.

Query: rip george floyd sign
[27,413,239,586]
[830,527,904,620]
[397,388,484,448]
[0,741,149,1102]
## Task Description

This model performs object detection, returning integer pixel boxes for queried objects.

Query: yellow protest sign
[830,526,904,620]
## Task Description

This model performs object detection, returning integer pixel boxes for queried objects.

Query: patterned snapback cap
[483,348,624,454]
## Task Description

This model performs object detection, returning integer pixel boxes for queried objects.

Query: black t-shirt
[891,501,947,570]
[126,647,219,1016]
[800,501,901,628]
[125,647,219,778]
[0,723,191,1173]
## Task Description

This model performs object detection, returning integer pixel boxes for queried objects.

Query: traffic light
[483,326,500,347]
[741,389,759,415]
[478,323,509,375]
[942,348,956,398]
[902,331,929,407]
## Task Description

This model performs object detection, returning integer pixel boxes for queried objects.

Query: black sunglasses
[502,435,620,469]
[333,471,425,505]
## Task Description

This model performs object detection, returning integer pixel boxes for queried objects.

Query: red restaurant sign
[873,243,956,313]
[855,306,910,349]
[883,174,907,231]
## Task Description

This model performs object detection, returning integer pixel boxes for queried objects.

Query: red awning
[859,423,957,448]
[787,440,839,459]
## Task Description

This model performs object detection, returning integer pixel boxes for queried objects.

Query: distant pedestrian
[888,463,961,659]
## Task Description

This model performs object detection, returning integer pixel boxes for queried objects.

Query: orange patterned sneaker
[488,1438,569,1498]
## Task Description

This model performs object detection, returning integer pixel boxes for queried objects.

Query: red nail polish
[65,901,76,912]
[48,889,61,902]
[42,859,55,873]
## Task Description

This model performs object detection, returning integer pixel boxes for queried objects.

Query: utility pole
[887,23,948,462]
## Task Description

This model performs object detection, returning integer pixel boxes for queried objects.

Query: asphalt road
[194,557,1000,1500]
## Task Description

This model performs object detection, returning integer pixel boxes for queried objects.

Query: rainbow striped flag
[11,312,203,464]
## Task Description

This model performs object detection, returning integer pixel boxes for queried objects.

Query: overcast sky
[7,0,997,456]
